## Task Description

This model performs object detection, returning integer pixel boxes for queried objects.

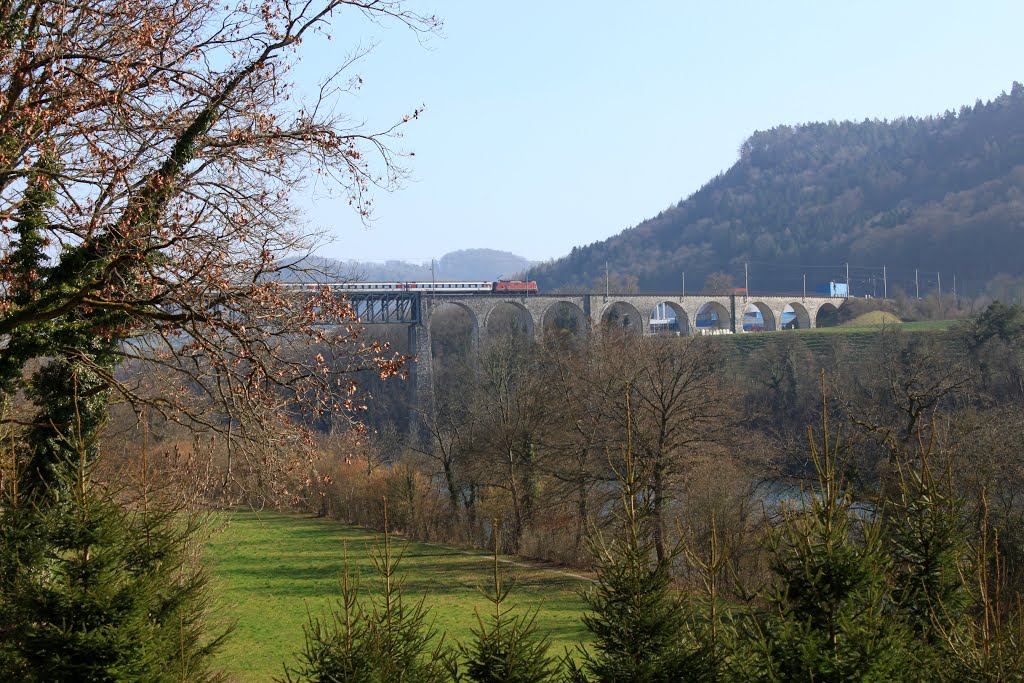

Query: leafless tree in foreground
[0,0,439,498]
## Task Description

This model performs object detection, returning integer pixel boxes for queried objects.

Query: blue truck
[815,281,849,297]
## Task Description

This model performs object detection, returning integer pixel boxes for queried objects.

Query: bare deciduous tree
[837,329,973,468]
[591,332,737,562]
[470,335,552,554]
[0,0,438,496]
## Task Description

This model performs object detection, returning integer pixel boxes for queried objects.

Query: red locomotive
[492,279,538,293]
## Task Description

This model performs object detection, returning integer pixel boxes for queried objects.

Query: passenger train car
[295,279,539,294]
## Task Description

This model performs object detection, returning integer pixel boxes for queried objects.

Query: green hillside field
[717,320,959,365]
[204,511,591,682]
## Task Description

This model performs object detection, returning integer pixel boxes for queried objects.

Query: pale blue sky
[298,1,1024,265]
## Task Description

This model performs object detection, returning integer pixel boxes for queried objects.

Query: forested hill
[530,84,1024,296]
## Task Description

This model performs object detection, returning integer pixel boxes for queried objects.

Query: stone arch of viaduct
[410,293,842,396]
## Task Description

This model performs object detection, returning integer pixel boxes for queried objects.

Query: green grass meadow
[204,511,591,681]
[721,318,960,362]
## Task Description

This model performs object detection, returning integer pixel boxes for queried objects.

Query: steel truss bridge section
[346,292,421,324]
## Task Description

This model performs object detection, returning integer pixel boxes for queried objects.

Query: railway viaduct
[409,292,843,398]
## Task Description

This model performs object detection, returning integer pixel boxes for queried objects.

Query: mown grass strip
[204,510,591,682]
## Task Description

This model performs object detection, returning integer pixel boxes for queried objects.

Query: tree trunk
[575,477,588,557]
[653,461,666,564]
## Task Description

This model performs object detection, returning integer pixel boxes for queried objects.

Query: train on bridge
[296,279,539,294]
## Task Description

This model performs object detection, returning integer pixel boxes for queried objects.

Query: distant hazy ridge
[285,248,534,283]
